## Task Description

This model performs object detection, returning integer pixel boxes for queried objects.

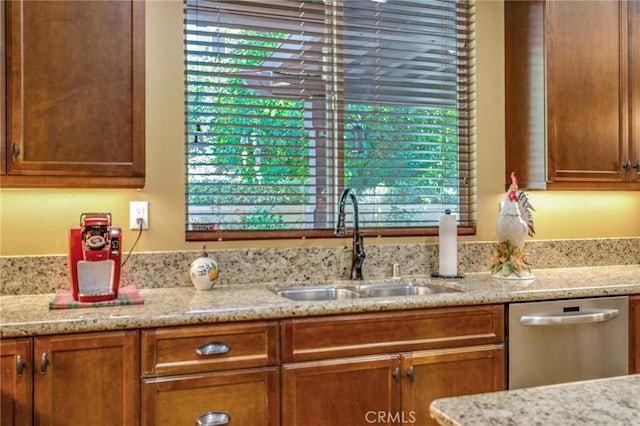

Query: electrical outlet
[129,201,149,230]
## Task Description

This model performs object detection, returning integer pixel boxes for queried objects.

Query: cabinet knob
[40,352,49,375]
[195,412,230,426]
[392,367,401,383]
[623,159,632,172]
[635,160,640,173]
[11,143,20,162]
[195,341,230,356]
[16,354,25,377]
[407,365,415,382]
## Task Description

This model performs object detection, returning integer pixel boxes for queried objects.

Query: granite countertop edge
[429,374,640,426]
[1,265,639,338]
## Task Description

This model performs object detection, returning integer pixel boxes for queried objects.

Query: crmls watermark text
[365,411,417,424]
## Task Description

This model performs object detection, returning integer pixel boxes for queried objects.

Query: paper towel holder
[431,209,464,279]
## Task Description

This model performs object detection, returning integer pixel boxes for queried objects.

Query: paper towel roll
[438,213,457,276]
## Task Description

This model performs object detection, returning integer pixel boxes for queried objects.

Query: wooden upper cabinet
[505,0,546,190]
[505,0,639,190]
[2,0,145,188]
[546,0,627,186]
[630,0,640,184]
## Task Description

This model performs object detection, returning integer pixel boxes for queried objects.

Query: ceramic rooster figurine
[491,172,535,278]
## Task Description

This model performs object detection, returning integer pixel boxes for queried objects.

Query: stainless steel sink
[356,282,460,298]
[270,285,360,301]
[270,282,460,301]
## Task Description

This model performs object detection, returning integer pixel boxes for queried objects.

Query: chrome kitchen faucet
[336,188,366,280]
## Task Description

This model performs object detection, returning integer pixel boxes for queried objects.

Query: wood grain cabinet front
[1,0,145,188]
[0,331,139,426]
[505,0,640,190]
[141,321,280,426]
[280,306,505,426]
[401,345,505,426]
[282,354,401,426]
[0,338,32,426]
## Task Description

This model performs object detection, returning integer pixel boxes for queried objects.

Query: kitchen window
[184,0,475,241]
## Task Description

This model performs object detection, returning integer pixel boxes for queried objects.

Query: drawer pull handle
[196,342,230,356]
[196,412,230,425]
[16,355,25,377]
[40,352,49,375]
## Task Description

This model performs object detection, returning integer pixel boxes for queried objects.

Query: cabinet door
[282,354,401,426]
[0,338,33,426]
[1,2,6,179]
[546,0,629,187]
[630,0,640,183]
[504,0,546,190]
[141,367,279,426]
[3,0,144,188]
[402,345,505,426]
[33,330,139,426]
[631,296,640,374]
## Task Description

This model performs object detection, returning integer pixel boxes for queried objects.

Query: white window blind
[185,0,475,240]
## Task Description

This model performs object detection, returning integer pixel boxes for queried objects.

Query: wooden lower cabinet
[282,354,401,426]
[281,346,504,426]
[140,321,280,426]
[141,367,279,425]
[0,338,33,425]
[0,330,139,426]
[2,306,508,425]
[631,295,640,374]
[280,306,505,426]
[33,331,139,426]
[403,345,504,425]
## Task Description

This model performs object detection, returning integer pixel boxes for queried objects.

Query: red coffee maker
[69,213,122,302]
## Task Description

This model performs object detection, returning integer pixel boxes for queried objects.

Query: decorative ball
[189,246,219,290]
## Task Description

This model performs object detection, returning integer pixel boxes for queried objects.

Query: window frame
[184,0,476,241]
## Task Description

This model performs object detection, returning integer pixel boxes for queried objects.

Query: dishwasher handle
[520,308,619,326]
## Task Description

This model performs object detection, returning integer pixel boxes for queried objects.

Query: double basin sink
[270,281,461,301]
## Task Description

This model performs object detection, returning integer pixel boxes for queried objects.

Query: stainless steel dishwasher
[508,296,629,389]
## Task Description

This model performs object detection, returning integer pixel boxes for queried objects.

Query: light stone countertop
[429,374,640,426]
[1,265,639,338]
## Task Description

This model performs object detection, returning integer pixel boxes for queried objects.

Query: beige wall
[1,0,639,257]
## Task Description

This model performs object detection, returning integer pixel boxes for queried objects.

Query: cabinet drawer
[141,366,280,426]
[142,321,279,377]
[281,305,504,362]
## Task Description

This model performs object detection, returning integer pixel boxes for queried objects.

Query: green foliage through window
[184,0,474,238]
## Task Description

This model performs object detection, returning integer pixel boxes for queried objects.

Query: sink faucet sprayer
[335,188,366,280]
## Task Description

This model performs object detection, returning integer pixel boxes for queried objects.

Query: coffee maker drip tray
[77,260,115,297]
